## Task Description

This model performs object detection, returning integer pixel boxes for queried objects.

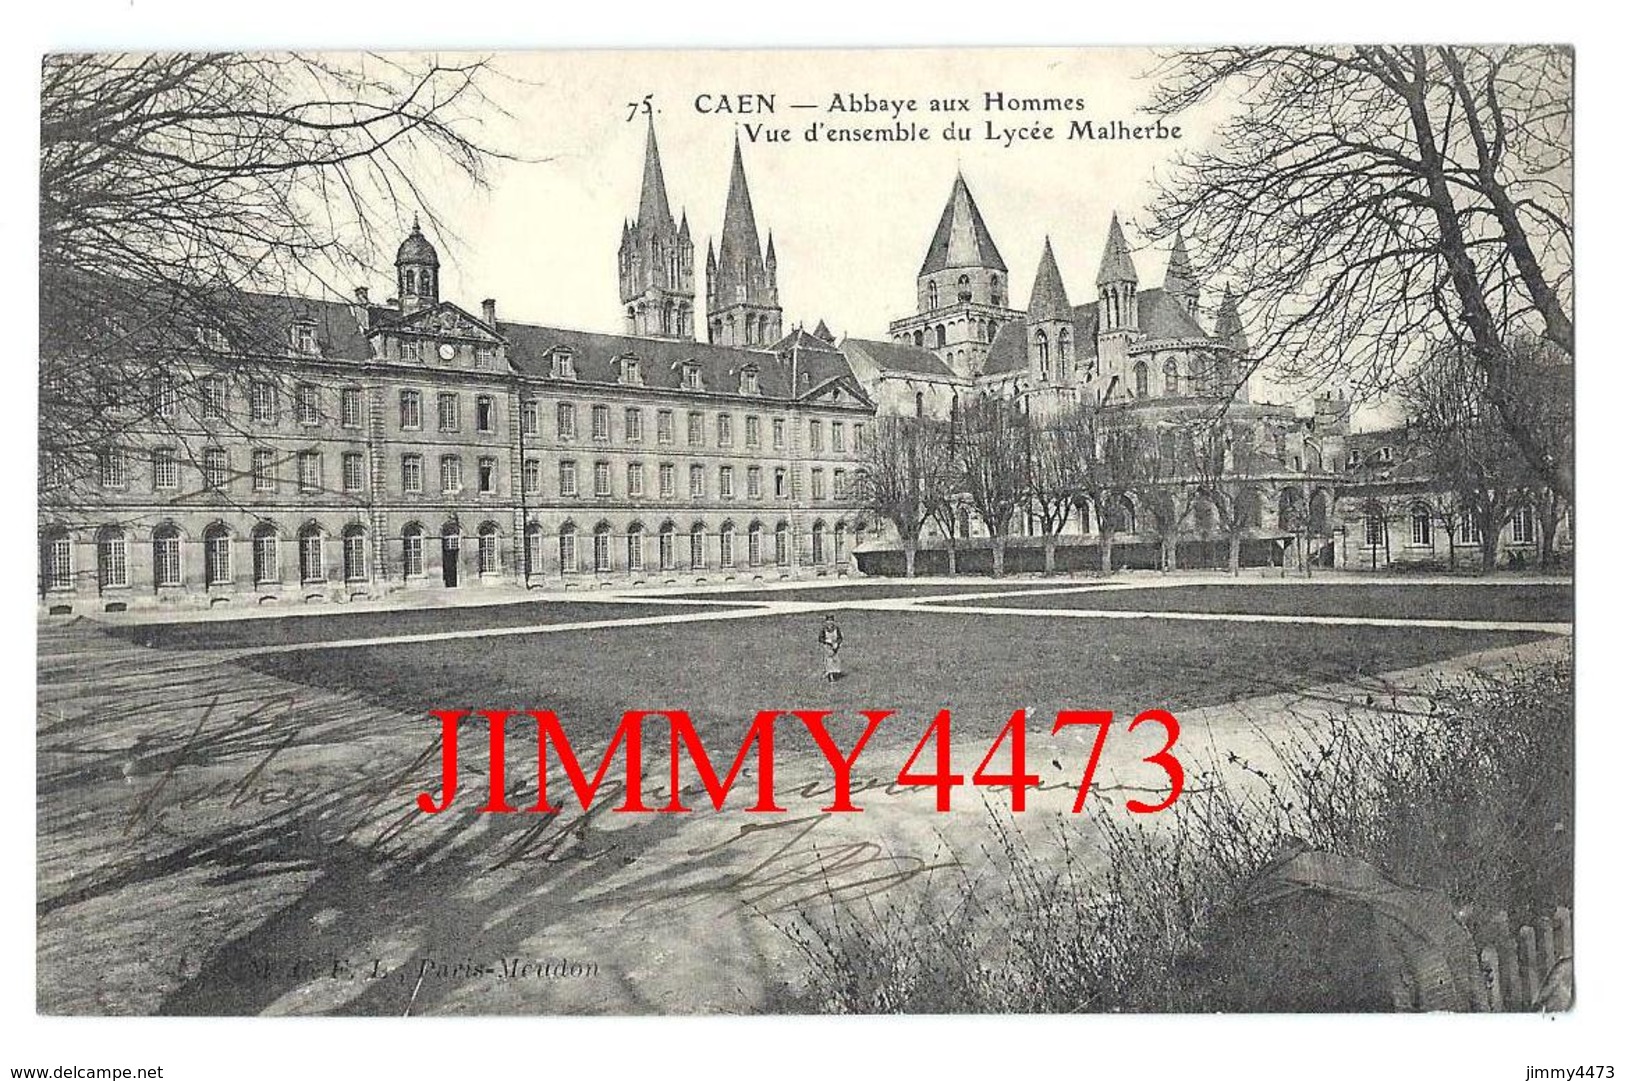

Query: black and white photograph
[13,25,1610,1079]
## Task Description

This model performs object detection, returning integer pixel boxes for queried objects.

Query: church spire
[619,114,694,339]
[1163,229,1198,314]
[707,135,781,347]
[1096,212,1139,335]
[1215,285,1247,352]
[1027,236,1072,322]
[919,172,1007,278]
[1096,212,1138,287]
[637,114,676,232]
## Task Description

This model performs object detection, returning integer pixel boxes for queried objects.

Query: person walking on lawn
[818,613,844,682]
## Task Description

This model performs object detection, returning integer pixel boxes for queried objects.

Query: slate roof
[840,337,958,379]
[981,287,1212,376]
[1095,212,1138,286]
[1026,238,1073,323]
[919,173,1007,276]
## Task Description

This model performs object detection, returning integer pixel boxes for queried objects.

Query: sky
[350,48,1356,418]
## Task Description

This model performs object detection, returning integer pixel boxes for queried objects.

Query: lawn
[930,583,1573,623]
[112,599,750,651]
[665,581,1062,603]
[244,608,1549,752]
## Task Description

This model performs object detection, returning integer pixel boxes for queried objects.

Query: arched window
[658,522,676,571]
[342,524,366,582]
[1119,496,1138,535]
[748,522,764,567]
[1034,330,1050,381]
[593,523,613,573]
[558,523,578,574]
[690,523,707,569]
[913,329,924,348]
[927,280,939,308]
[811,521,827,564]
[1133,361,1149,398]
[775,522,791,567]
[402,523,425,578]
[719,522,736,568]
[525,522,543,577]
[915,391,925,418]
[834,522,848,563]
[1163,358,1180,395]
[1512,504,1536,546]
[298,523,324,583]
[478,522,499,576]
[41,529,72,591]
[957,274,972,302]
[626,523,645,574]
[97,527,129,589]
[1409,503,1432,546]
[204,524,231,586]
[1365,508,1385,548]
[935,324,947,349]
[990,275,1002,306]
[152,524,182,588]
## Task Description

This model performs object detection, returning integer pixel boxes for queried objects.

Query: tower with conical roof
[1094,212,1142,381]
[1162,230,1199,317]
[887,171,1020,378]
[706,137,781,347]
[1026,237,1075,387]
[1214,286,1247,352]
[619,116,695,340]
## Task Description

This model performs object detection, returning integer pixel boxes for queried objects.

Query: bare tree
[1147,46,1573,503]
[854,416,945,578]
[957,397,1031,577]
[1077,414,1159,575]
[1027,403,1094,575]
[1182,418,1265,575]
[39,51,509,509]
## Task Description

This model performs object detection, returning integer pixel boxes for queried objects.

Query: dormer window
[552,351,576,380]
[399,338,422,364]
[1378,446,1394,464]
[619,355,642,385]
[1347,450,1362,467]
[290,321,318,355]
[196,326,229,353]
[740,366,760,395]
[681,363,703,390]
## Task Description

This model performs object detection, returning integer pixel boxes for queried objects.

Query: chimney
[482,298,497,327]
[354,286,369,305]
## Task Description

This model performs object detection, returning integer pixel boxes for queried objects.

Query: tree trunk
[1538,498,1562,570]
[1042,537,1057,576]
[1163,536,1177,573]
[945,539,958,576]
[1100,529,1114,575]
[1228,532,1241,576]
[991,535,1006,577]
[903,538,917,578]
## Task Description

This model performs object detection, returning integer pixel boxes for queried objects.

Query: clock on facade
[438,342,456,362]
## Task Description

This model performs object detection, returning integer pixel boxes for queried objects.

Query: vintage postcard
[35,45,1574,1027]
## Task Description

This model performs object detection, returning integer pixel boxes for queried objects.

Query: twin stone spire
[618,117,779,346]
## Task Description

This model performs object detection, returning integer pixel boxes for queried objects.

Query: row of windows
[99,447,501,497]
[539,460,850,502]
[43,520,860,590]
[151,376,371,429]
[397,390,499,433]
[520,401,863,454]
[1368,504,1539,548]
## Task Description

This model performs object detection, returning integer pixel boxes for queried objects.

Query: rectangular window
[341,387,363,428]
[342,452,365,493]
[853,423,865,454]
[809,420,823,453]
[476,395,495,433]
[440,455,463,494]
[399,338,421,364]
[557,402,577,439]
[559,531,578,574]
[682,365,701,389]
[298,450,321,492]
[832,422,846,452]
[403,531,423,577]
[203,376,228,417]
[99,534,129,588]
[774,468,787,499]
[475,344,497,370]
[687,411,704,447]
[812,468,826,501]
[554,353,576,379]
[204,447,227,489]
[1512,506,1536,545]
[44,534,72,589]
[437,392,460,432]
[523,458,540,494]
[296,384,319,425]
[594,460,611,497]
[689,464,704,499]
[719,466,734,499]
[745,415,761,448]
[521,400,539,437]
[748,527,763,567]
[659,462,675,499]
[252,449,275,492]
[833,468,846,501]
[772,418,785,450]
[292,323,318,355]
[593,530,611,573]
[747,466,762,499]
[592,404,611,441]
[400,390,422,430]
[152,447,178,490]
[656,410,674,444]
[626,407,644,443]
[401,454,423,494]
[154,534,181,587]
[628,462,644,498]
[559,460,578,497]
[251,381,277,424]
[478,457,496,495]
[659,529,675,571]
[154,375,179,419]
[627,532,644,573]
[719,529,734,568]
[717,413,733,447]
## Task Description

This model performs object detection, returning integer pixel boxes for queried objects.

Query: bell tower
[619,115,695,340]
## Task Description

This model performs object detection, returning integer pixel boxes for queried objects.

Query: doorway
[441,531,460,587]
